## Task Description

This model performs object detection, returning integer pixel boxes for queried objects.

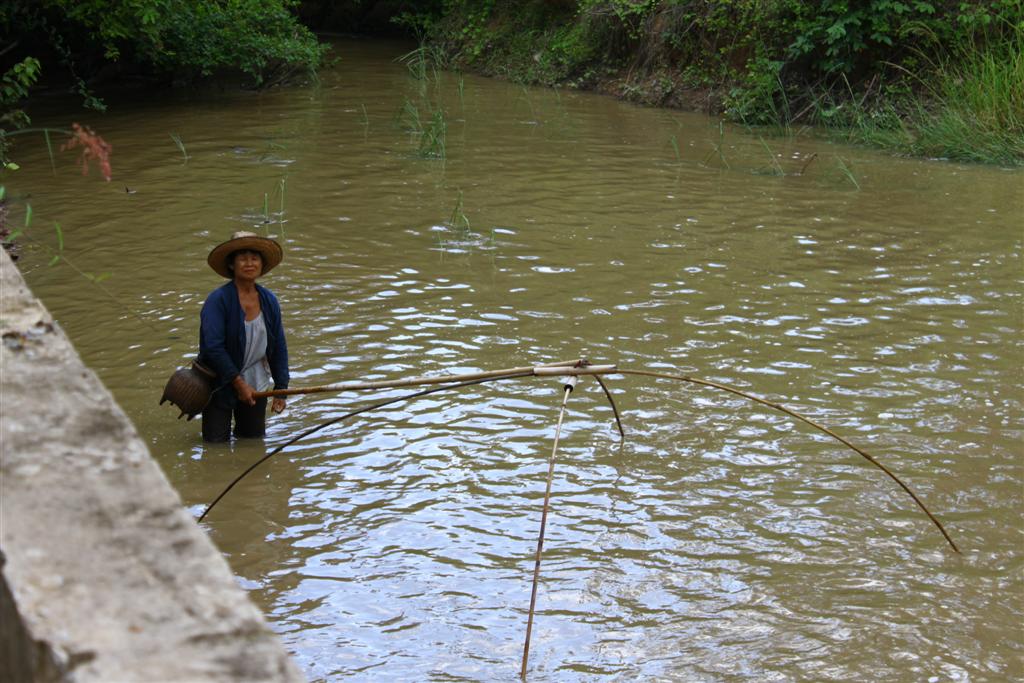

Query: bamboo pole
[253,358,588,398]
[521,377,576,679]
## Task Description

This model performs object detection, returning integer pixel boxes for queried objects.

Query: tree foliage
[409,1,1021,126]
[2,0,327,92]
[44,0,327,85]
[1,0,326,167]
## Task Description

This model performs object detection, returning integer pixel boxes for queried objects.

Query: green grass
[43,130,56,174]
[756,136,784,176]
[170,133,189,163]
[416,1,1021,165]
[399,44,447,99]
[274,177,287,236]
[824,32,1023,165]
[906,38,1023,164]
[700,121,731,170]
[449,189,470,233]
[832,156,861,190]
[399,98,447,159]
[47,221,63,266]
[668,134,681,163]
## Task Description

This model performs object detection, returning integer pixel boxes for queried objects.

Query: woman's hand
[232,376,257,406]
[271,397,286,414]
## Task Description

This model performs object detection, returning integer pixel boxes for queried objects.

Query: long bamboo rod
[253,358,586,398]
[521,378,575,679]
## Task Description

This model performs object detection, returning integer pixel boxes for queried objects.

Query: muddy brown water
[8,39,1023,681]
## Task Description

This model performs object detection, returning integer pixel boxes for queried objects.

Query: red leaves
[62,123,113,182]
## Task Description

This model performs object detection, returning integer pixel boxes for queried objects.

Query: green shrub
[384,0,1024,163]
[1,58,40,131]
[9,0,327,88]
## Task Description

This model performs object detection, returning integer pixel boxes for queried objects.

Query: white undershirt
[241,312,272,392]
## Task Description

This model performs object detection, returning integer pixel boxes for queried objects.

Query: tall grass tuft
[400,98,447,159]
[449,190,470,234]
[701,121,731,169]
[396,41,453,160]
[2,197,31,244]
[423,108,447,158]
[274,177,287,236]
[824,28,1023,165]
[757,137,785,176]
[399,44,446,97]
[832,156,861,190]
[48,222,63,266]
[903,34,1023,164]
[669,134,681,163]
[43,130,56,174]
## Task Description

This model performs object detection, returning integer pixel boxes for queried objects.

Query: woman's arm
[265,290,290,390]
[199,288,241,384]
[264,289,289,413]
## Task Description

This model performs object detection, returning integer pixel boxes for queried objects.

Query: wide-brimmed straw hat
[207,231,283,278]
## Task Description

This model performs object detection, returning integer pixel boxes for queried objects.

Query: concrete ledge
[0,249,304,682]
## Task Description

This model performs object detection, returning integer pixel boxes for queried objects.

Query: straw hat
[207,231,283,278]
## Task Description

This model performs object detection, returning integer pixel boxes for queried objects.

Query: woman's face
[232,250,263,280]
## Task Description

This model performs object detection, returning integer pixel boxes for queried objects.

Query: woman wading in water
[198,231,289,442]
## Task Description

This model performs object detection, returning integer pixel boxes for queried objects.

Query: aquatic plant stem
[521,380,574,680]
[615,369,959,553]
[43,129,56,174]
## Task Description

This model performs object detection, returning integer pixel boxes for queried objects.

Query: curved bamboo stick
[615,368,960,553]
[200,366,616,523]
[209,359,958,553]
[200,371,533,522]
[593,374,625,438]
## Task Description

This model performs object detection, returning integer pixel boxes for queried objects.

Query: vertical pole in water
[521,376,576,679]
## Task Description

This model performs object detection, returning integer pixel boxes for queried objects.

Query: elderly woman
[198,230,289,442]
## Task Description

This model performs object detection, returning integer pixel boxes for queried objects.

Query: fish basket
[159,360,215,420]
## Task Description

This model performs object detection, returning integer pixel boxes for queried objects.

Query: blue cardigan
[198,281,289,407]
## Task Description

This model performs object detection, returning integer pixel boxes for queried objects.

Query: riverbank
[398,1,1023,166]
[4,2,1019,167]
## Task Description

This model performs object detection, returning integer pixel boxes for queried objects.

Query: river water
[9,39,1023,681]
